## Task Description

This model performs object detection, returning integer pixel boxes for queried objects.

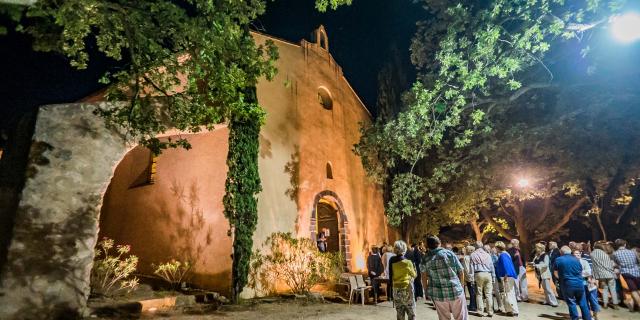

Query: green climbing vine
[223,87,264,303]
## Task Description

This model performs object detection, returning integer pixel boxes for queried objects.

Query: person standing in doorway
[554,246,591,320]
[316,231,327,252]
[421,236,468,320]
[507,239,528,302]
[495,241,519,316]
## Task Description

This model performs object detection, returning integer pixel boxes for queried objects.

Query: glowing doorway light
[611,12,640,43]
[517,178,530,188]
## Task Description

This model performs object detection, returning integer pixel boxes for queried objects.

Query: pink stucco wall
[99,130,233,292]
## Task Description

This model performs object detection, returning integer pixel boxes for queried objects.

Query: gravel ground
[144,299,637,320]
[143,272,639,319]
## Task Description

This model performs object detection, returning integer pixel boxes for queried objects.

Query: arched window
[130,150,158,188]
[318,87,333,110]
[326,162,333,179]
[315,25,329,51]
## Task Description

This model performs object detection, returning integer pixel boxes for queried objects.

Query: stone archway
[0,103,131,319]
[309,190,350,270]
[0,103,220,319]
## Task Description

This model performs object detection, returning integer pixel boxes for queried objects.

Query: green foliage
[3,0,278,153]
[90,238,139,297]
[152,260,192,291]
[249,232,337,295]
[355,0,626,230]
[315,0,352,12]
[386,173,426,226]
[223,94,263,302]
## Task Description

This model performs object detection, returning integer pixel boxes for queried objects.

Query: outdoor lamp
[517,178,530,188]
[611,12,640,43]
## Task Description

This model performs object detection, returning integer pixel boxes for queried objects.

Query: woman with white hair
[388,240,417,320]
[532,242,558,307]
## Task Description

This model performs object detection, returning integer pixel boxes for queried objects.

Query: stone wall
[0,103,130,319]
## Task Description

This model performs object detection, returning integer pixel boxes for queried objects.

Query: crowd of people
[365,236,640,320]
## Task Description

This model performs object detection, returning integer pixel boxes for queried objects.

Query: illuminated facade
[97,26,390,294]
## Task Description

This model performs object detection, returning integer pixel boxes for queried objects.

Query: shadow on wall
[155,179,213,274]
[3,194,101,319]
[285,146,301,234]
[99,178,220,288]
[284,145,300,205]
[259,133,272,159]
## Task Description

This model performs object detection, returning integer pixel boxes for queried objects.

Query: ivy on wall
[223,86,264,302]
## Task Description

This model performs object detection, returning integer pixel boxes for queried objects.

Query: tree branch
[480,208,515,240]
[537,196,588,240]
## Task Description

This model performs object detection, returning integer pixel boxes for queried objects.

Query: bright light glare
[517,178,529,188]
[611,12,640,43]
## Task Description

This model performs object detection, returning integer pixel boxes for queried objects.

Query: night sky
[0,0,425,131]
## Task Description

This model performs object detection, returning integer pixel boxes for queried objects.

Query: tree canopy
[356,0,638,242]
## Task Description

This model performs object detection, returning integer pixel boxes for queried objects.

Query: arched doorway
[316,199,340,252]
[310,190,350,270]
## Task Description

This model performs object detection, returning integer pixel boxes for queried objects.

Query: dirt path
[144,271,638,319]
[144,298,637,320]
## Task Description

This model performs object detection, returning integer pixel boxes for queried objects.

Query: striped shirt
[591,249,616,279]
[470,248,496,278]
[613,248,640,278]
[421,248,464,301]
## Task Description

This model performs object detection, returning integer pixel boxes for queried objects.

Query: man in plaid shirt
[421,236,468,320]
[612,239,640,310]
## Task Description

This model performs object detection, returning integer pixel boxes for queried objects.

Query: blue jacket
[495,252,517,278]
[554,254,584,288]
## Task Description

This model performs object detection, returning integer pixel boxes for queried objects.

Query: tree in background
[356,0,634,243]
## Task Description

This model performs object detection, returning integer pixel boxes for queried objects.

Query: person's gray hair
[511,239,520,246]
[549,241,558,249]
[560,245,572,255]
[475,241,484,249]
[394,240,408,255]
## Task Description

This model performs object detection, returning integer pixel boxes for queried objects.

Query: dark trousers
[552,272,563,299]
[466,281,477,311]
[370,275,381,299]
[563,286,592,320]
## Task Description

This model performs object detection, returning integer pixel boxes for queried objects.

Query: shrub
[90,237,139,297]
[249,232,338,295]
[152,260,191,290]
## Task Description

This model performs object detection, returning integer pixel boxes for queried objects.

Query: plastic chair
[348,275,371,306]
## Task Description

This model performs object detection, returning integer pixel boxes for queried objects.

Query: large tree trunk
[512,201,533,260]
[401,218,410,242]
